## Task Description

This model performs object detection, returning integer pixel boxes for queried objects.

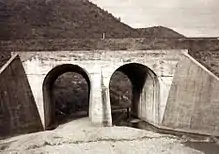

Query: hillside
[0,0,185,40]
[0,0,140,40]
[0,0,186,69]
[136,26,185,38]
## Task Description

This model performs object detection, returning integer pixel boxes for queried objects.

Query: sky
[91,0,219,37]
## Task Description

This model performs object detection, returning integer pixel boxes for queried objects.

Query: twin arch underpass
[42,63,159,129]
[2,50,219,137]
[16,50,198,134]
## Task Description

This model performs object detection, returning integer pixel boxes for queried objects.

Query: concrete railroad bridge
[0,49,219,138]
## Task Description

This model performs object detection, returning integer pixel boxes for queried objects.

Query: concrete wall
[5,50,219,136]
[0,55,43,138]
[162,53,219,136]
[139,70,159,125]
[14,50,184,128]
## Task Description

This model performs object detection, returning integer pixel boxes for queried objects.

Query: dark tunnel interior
[109,63,149,127]
[43,64,90,130]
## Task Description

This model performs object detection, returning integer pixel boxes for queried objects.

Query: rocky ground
[0,118,218,154]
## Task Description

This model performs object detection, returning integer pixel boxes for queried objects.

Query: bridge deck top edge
[12,49,188,54]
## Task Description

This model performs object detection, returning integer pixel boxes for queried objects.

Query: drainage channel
[112,110,219,154]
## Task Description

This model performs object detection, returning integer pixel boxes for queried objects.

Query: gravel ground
[0,118,208,154]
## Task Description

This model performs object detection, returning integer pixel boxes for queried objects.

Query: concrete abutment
[15,50,181,129]
[1,49,217,137]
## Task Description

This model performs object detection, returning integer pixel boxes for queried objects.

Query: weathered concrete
[162,52,219,136]
[14,50,185,129]
[0,55,43,138]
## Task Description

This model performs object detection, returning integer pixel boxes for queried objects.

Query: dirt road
[0,118,215,154]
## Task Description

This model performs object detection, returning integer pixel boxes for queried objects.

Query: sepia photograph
[0,0,219,153]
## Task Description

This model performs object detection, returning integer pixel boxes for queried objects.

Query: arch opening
[109,63,159,128]
[43,64,91,130]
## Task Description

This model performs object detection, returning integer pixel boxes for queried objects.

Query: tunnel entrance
[109,63,158,128]
[109,71,132,126]
[43,64,90,130]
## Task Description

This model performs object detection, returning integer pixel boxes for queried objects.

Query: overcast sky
[91,0,219,37]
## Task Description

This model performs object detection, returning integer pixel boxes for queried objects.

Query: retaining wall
[0,55,43,138]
